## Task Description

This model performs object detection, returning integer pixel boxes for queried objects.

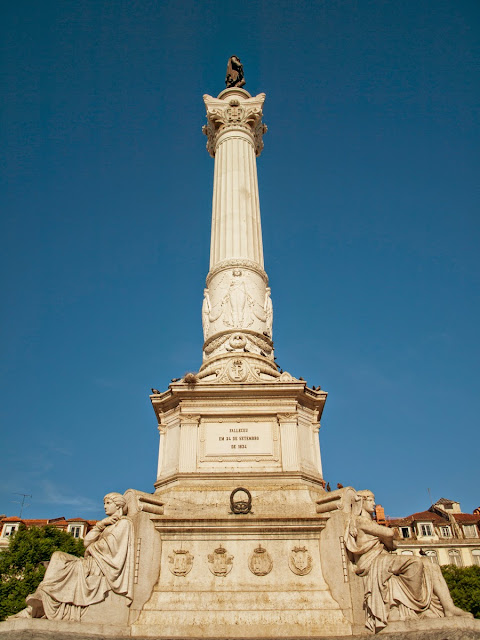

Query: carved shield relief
[208,545,234,577]
[248,545,273,576]
[168,549,194,576]
[288,546,313,575]
[228,358,247,382]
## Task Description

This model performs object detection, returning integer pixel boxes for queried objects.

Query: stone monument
[2,62,479,640]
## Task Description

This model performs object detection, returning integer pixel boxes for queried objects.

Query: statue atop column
[225,55,246,88]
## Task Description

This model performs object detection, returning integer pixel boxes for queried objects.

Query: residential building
[0,515,97,550]
[381,498,480,567]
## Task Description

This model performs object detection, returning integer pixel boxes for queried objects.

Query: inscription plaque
[204,421,274,457]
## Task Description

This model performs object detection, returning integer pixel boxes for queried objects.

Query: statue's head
[358,490,375,516]
[103,492,128,515]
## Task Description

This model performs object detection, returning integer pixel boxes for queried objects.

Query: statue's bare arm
[358,517,397,551]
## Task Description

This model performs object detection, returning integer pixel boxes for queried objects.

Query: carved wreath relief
[229,333,247,349]
[168,549,194,577]
[288,546,313,575]
[208,545,234,577]
[230,487,252,514]
[248,545,273,576]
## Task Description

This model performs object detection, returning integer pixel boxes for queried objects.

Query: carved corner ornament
[249,545,273,576]
[203,93,267,157]
[168,549,194,577]
[208,545,234,576]
[288,546,313,576]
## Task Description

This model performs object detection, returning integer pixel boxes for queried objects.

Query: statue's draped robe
[225,58,244,88]
[36,517,134,621]
[345,519,442,631]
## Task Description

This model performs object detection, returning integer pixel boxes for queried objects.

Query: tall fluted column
[207,93,265,268]
[200,88,277,382]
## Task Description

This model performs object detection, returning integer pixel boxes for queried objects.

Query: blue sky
[1,0,479,520]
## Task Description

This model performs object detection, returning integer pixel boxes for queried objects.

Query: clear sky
[1,1,479,521]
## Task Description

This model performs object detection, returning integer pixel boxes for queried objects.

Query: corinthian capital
[202,92,267,157]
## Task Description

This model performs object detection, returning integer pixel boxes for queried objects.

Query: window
[463,524,478,538]
[400,527,410,539]
[419,523,433,537]
[424,550,438,564]
[2,524,18,538]
[440,526,451,538]
[448,549,462,567]
[472,550,480,566]
[68,525,82,538]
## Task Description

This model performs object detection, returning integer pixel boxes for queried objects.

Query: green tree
[441,564,480,619]
[0,524,85,621]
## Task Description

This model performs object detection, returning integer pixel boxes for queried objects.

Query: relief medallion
[229,332,247,349]
[288,546,313,576]
[248,545,273,576]
[228,358,247,382]
[168,549,194,577]
[208,545,234,577]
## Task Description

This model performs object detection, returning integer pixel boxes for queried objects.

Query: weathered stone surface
[2,616,480,639]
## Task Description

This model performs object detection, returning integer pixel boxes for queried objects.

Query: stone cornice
[150,382,327,421]
[149,516,328,535]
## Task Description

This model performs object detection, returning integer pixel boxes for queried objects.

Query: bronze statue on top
[225,56,246,88]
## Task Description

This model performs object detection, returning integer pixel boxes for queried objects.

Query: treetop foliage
[441,564,480,619]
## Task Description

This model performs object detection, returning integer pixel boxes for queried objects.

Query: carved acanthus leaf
[203,93,267,157]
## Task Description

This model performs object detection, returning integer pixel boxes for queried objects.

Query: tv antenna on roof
[12,493,32,518]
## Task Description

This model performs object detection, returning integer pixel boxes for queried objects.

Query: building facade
[0,515,97,550]
[380,498,480,567]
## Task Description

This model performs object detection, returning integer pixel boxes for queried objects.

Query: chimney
[375,504,386,525]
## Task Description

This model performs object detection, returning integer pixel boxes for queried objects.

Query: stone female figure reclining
[15,492,134,622]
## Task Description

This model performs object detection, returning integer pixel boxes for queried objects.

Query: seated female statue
[16,492,134,622]
[345,490,472,632]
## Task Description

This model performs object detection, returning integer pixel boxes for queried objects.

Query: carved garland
[206,259,268,287]
[203,327,273,355]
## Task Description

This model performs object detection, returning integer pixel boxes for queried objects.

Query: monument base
[2,617,480,640]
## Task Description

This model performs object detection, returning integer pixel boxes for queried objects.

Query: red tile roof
[1,517,97,527]
[388,511,480,528]
[66,518,89,523]
[405,510,447,523]
[454,514,480,523]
